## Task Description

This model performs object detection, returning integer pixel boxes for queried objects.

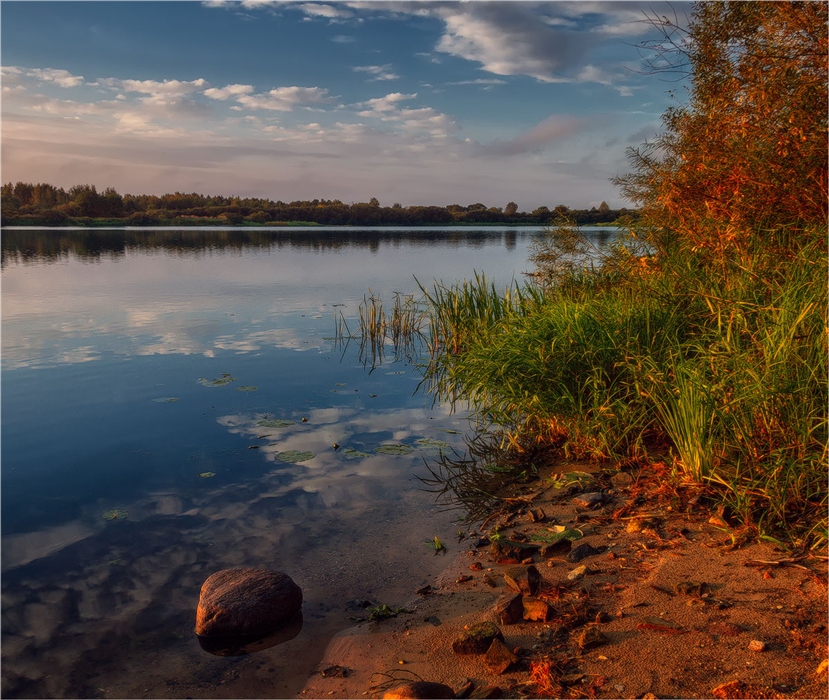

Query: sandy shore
[299,461,828,699]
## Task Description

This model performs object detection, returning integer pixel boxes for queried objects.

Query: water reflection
[197,612,304,657]
[1,227,542,267]
[1,227,616,698]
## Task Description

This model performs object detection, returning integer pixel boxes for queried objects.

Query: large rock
[195,568,302,637]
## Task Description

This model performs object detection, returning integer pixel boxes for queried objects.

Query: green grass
[404,224,827,549]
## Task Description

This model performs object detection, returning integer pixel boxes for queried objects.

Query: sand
[299,460,828,699]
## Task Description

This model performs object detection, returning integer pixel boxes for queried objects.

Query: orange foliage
[617,1,828,258]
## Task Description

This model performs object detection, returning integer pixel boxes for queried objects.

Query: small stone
[572,492,604,508]
[320,665,348,678]
[503,565,541,596]
[484,638,518,674]
[577,626,608,650]
[642,694,658,700]
[748,639,766,652]
[712,680,745,699]
[567,564,589,581]
[468,686,502,699]
[494,593,524,625]
[528,508,547,523]
[453,678,474,699]
[559,673,584,686]
[382,682,456,699]
[540,540,572,558]
[470,562,483,571]
[424,616,442,626]
[452,621,504,655]
[522,597,552,622]
[567,543,605,563]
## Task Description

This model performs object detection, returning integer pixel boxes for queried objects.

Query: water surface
[1,226,615,698]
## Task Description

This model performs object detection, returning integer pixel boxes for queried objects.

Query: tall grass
[412,225,827,548]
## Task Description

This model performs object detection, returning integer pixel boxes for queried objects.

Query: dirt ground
[299,460,828,699]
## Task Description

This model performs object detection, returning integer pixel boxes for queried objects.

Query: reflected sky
[1,227,615,698]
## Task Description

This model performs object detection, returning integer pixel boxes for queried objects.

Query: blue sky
[1,1,691,209]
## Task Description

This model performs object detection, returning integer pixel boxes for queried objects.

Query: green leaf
[275,450,315,463]
[375,444,414,455]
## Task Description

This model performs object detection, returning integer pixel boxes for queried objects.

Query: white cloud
[204,83,255,100]
[115,77,207,96]
[26,67,85,88]
[356,92,416,116]
[353,64,400,82]
[296,3,354,20]
[236,86,336,111]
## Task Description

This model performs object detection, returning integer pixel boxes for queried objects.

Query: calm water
[1,226,616,698]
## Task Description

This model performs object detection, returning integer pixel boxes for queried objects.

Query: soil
[299,460,828,699]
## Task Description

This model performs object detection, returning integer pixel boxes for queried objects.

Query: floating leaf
[275,450,315,463]
[236,385,258,392]
[436,428,459,434]
[335,383,347,387]
[415,438,450,451]
[198,471,216,478]
[385,371,406,375]
[256,419,296,428]
[341,448,373,459]
[375,444,414,455]
[549,470,595,489]
[151,397,180,403]
[198,374,238,387]
[102,508,128,520]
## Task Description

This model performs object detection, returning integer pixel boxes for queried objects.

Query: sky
[1,1,692,210]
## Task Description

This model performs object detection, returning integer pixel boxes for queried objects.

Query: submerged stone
[195,568,302,638]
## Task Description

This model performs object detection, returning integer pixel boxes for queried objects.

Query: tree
[504,201,518,216]
[615,1,828,257]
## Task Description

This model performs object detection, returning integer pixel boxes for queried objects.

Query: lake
[1,226,617,698]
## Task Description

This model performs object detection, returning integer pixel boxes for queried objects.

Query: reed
[418,224,827,547]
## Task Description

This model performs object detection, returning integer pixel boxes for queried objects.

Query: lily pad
[256,419,296,428]
[151,397,180,403]
[342,448,373,459]
[198,471,216,478]
[375,444,414,455]
[198,374,238,387]
[275,450,315,463]
[235,385,258,392]
[415,438,450,451]
[102,508,128,520]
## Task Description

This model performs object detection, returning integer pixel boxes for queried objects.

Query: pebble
[567,564,589,581]
[748,639,766,652]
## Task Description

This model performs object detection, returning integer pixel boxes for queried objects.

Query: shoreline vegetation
[0,184,630,229]
[351,1,828,552]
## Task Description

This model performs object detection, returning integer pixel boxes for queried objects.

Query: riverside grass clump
[416,223,827,548]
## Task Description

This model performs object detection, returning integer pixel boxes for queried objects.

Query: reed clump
[417,224,826,548]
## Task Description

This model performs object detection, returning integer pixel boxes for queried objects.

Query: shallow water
[1,226,616,698]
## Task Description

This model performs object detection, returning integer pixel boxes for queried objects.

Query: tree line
[0,182,633,227]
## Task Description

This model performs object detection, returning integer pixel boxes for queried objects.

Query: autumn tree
[615,1,828,257]
[504,201,518,216]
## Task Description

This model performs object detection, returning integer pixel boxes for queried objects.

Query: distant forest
[1,182,634,227]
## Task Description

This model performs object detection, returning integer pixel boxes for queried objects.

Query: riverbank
[300,457,828,699]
